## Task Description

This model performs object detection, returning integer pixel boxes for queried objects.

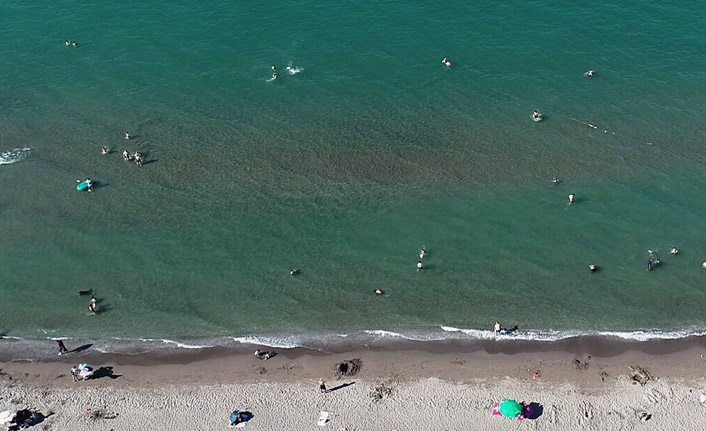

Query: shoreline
[2,331,706,364]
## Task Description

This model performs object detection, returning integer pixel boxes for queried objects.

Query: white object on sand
[0,410,17,425]
[317,411,330,426]
[700,391,706,406]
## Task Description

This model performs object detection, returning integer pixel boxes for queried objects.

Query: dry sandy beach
[2,338,706,430]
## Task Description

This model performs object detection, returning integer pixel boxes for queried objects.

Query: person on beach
[442,57,452,68]
[589,264,598,272]
[319,379,327,393]
[254,349,274,360]
[71,366,79,382]
[419,248,427,259]
[568,193,575,204]
[88,296,97,313]
[493,321,502,335]
[56,340,69,355]
[416,260,424,271]
[101,147,109,155]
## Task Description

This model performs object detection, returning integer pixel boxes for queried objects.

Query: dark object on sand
[79,289,93,296]
[254,350,276,360]
[370,381,393,403]
[334,358,362,377]
[629,365,652,386]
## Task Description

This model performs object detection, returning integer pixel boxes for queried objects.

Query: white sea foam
[154,338,214,349]
[0,147,30,165]
[440,325,706,342]
[231,336,300,349]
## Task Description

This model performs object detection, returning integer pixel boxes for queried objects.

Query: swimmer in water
[493,321,501,335]
[589,264,597,272]
[568,193,575,204]
[441,57,452,68]
[124,132,131,140]
[375,289,384,296]
[552,177,558,185]
[419,248,427,259]
[532,110,541,120]
[65,40,70,46]
[290,269,300,276]
[101,147,109,155]
[416,261,424,271]
[122,150,132,161]
[585,70,595,77]
[72,40,78,47]
[271,64,277,80]
[670,247,679,255]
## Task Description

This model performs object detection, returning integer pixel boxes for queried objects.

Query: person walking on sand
[71,366,79,382]
[56,340,69,355]
[319,379,327,393]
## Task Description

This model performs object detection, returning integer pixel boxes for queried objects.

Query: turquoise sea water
[2,0,706,344]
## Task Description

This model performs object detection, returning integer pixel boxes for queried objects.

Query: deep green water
[2,0,706,343]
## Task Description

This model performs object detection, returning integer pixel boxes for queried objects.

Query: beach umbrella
[498,399,523,418]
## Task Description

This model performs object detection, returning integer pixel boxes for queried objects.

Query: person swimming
[290,269,300,276]
[568,193,575,204]
[88,296,97,313]
[589,264,597,272]
[271,64,278,80]
[65,40,70,46]
[416,261,424,271]
[122,150,132,161]
[375,289,384,296]
[124,132,131,140]
[72,40,78,47]
[585,70,595,77]
[134,151,143,166]
[493,321,502,335]
[552,177,558,185]
[532,110,541,120]
[101,147,109,155]
[441,57,452,68]
[670,247,679,255]
[419,248,427,259]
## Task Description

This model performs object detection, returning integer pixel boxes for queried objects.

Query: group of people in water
[269,62,299,80]
[100,132,144,165]
[64,40,78,47]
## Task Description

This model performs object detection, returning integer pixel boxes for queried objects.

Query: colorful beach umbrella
[498,399,523,418]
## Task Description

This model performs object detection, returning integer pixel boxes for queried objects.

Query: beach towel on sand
[317,411,330,426]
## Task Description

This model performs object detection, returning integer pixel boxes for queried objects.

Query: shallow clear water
[2,0,706,342]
